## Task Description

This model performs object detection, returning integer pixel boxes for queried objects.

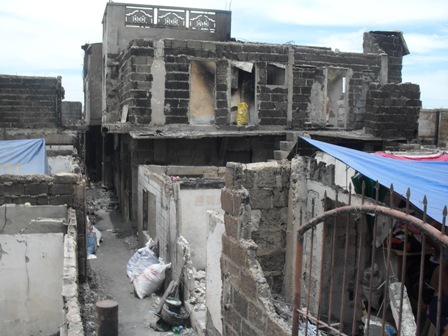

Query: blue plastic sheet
[0,139,49,174]
[300,136,448,224]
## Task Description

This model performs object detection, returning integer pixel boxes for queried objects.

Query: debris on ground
[86,182,119,215]
[187,269,206,311]
[272,293,292,323]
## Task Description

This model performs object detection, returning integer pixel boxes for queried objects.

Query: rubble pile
[86,182,119,214]
[188,270,206,311]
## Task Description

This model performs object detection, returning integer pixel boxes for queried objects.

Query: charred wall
[0,75,64,129]
[365,82,421,139]
[62,101,82,127]
[105,37,406,130]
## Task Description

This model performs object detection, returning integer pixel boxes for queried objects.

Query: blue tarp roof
[0,139,49,175]
[300,136,448,224]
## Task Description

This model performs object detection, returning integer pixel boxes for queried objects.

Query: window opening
[230,62,255,125]
[189,60,216,125]
[267,63,286,86]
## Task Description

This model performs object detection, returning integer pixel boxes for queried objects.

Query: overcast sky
[1,0,447,109]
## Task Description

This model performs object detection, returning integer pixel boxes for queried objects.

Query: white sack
[133,262,171,299]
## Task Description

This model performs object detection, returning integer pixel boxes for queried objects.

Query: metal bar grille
[292,183,448,336]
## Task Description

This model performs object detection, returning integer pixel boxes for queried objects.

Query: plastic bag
[126,240,158,282]
[236,102,249,126]
[133,262,171,299]
[92,225,102,247]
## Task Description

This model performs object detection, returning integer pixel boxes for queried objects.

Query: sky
[0,0,447,109]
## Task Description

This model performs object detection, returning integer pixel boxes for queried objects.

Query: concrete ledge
[62,208,84,336]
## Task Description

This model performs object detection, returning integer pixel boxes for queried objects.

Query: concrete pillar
[96,300,118,336]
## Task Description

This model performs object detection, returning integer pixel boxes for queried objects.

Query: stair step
[279,141,296,152]
[273,150,289,160]
[286,131,302,142]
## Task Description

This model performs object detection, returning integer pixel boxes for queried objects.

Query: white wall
[48,155,81,174]
[137,166,177,264]
[0,204,67,235]
[206,211,225,334]
[180,189,223,270]
[314,151,356,190]
[0,233,64,335]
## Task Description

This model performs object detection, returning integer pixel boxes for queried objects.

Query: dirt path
[80,184,169,335]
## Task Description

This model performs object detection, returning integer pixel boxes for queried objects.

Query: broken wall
[364,82,421,139]
[0,174,87,282]
[363,31,408,84]
[112,135,283,225]
[0,75,64,129]
[137,165,226,267]
[286,154,373,332]
[137,166,177,264]
[220,162,291,336]
[0,206,81,336]
[206,211,225,336]
[179,182,223,269]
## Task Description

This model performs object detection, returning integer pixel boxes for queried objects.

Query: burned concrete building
[83,3,421,230]
[76,2,448,336]
[1,1,446,336]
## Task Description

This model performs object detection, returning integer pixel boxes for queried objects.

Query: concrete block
[265,317,290,336]
[233,290,248,319]
[3,182,25,195]
[49,183,74,195]
[247,301,266,328]
[224,162,243,188]
[37,194,49,205]
[49,195,73,206]
[239,270,257,299]
[255,167,279,188]
[54,173,78,184]
[273,188,288,207]
[249,188,273,209]
[223,307,242,334]
[221,188,243,216]
[279,140,296,152]
[24,182,49,195]
[273,150,289,160]
[224,214,240,240]
[222,234,248,269]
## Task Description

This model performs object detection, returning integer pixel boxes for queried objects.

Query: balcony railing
[125,5,216,33]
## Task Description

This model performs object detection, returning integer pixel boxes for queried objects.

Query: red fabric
[374,152,448,161]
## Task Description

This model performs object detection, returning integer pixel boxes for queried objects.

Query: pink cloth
[374,152,448,161]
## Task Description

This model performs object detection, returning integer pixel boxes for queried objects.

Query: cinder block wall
[62,101,82,126]
[0,75,64,128]
[365,82,421,139]
[439,110,448,148]
[220,162,291,336]
[0,174,87,282]
[108,38,389,129]
[107,40,155,124]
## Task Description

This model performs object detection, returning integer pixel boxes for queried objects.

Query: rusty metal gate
[292,183,448,336]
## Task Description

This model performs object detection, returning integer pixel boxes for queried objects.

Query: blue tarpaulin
[300,136,448,224]
[0,139,49,175]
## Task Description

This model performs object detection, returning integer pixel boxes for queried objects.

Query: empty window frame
[230,62,255,125]
[325,67,349,129]
[267,63,286,86]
